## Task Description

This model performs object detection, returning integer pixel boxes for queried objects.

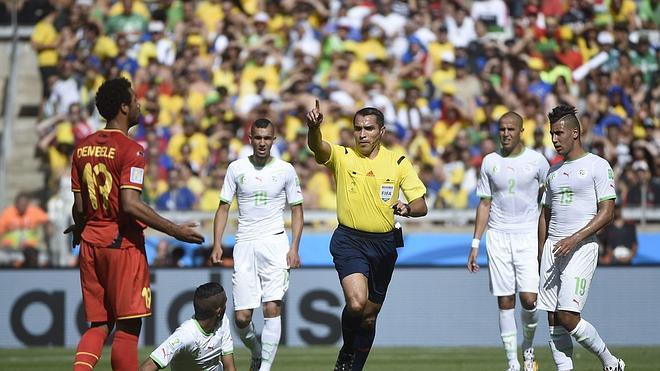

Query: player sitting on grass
[139,282,236,371]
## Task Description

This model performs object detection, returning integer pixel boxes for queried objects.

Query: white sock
[520,307,538,351]
[570,319,618,367]
[549,326,574,371]
[237,321,261,358]
[499,309,519,369]
[259,316,281,371]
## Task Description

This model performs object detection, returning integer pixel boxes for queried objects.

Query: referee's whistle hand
[392,202,411,217]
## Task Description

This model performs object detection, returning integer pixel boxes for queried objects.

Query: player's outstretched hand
[174,222,205,244]
[63,224,82,248]
[211,244,223,264]
[552,235,578,257]
[467,248,479,273]
[305,99,323,128]
[287,248,301,269]
[392,201,412,217]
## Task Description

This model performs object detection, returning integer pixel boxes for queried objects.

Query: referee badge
[380,184,394,202]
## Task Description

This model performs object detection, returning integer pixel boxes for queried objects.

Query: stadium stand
[0,0,657,267]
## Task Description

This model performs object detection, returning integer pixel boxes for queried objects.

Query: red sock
[74,326,108,370]
[111,330,139,371]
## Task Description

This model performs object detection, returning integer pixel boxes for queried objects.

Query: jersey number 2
[508,179,516,194]
[82,163,113,212]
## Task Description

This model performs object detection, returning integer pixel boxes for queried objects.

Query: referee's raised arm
[305,99,331,164]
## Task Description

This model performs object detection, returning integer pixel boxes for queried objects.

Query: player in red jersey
[67,77,205,371]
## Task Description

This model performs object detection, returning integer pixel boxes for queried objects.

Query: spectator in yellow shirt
[167,117,210,170]
[239,50,280,96]
[199,169,227,212]
[437,167,468,209]
[31,13,59,100]
[195,0,223,35]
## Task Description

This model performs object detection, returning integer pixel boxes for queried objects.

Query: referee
[306,100,427,371]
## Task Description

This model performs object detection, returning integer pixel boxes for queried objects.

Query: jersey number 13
[82,163,113,213]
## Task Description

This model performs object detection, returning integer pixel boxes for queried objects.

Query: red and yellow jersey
[71,129,146,248]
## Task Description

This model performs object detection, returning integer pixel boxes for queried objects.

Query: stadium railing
[0,4,20,209]
[158,207,660,229]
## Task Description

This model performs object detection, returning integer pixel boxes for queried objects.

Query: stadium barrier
[157,208,660,227]
[1,267,659,348]
[142,231,660,267]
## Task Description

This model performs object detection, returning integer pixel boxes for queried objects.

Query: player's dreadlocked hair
[194,282,225,319]
[95,77,132,121]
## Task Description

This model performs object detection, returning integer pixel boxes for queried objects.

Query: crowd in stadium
[1,0,658,267]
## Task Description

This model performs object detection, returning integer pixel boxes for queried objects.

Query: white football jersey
[477,147,549,233]
[220,157,303,242]
[149,316,234,371]
[543,153,616,239]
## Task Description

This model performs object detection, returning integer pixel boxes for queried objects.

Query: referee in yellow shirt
[306,101,427,371]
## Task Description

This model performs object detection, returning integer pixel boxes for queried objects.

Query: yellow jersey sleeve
[397,156,427,202]
[322,141,346,173]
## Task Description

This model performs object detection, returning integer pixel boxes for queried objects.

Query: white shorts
[232,232,290,311]
[538,237,599,313]
[486,230,539,296]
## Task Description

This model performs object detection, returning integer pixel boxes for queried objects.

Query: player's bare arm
[392,197,428,218]
[287,203,304,269]
[552,199,615,257]
[121,188,205,244]
[64,192,86,246]
[538,205,550,262]
[221,353,236,371]
[468,197,491,273]
[305,99,331,164]
[211,201,231,264]
[137,358,158,371]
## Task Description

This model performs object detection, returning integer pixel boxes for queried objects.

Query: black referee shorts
[330,224,397,304]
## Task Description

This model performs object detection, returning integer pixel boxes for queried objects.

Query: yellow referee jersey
[323,142,426,233]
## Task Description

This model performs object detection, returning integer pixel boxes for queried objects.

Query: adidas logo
[366,170,374,177]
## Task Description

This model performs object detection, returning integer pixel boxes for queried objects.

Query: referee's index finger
[315,99,319,110]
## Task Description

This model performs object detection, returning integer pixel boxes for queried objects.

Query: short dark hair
[95,77,133,121]
[251,118,273,135]
[14,192,30,203]
[548,104,580,132]
[353,107,385,127]
[193,282,225,320]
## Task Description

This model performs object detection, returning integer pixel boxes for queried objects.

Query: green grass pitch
[1,346,658,370]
